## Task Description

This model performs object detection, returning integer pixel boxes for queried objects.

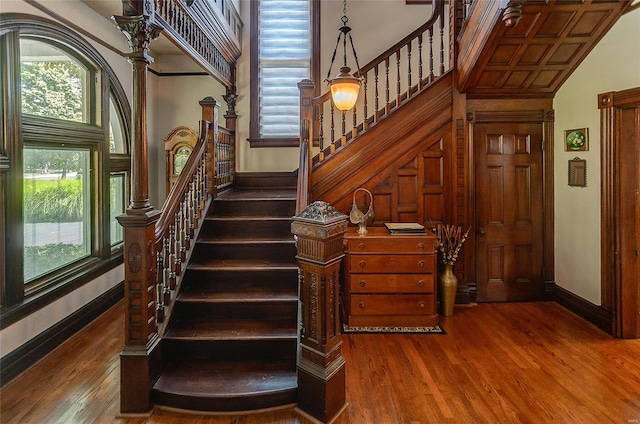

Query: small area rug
[342,323,445,334]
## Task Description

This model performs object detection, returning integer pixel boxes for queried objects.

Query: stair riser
[212,200,295,217]
[152,387,298,413]
[182,268,298,291]
[173,301,299,321]
[161,339,297,363]
[191,242,297,262]
[201,219,292,239]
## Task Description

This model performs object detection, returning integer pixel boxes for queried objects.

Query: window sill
[0,253,123,329]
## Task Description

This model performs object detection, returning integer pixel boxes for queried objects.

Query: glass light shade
[329,66,360,111]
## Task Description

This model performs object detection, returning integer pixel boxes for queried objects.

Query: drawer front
[349,255,434,273]
[350,274,435,293]
[350,294,436,315]
[347,238,434,254]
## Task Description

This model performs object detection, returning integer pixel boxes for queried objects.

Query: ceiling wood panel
[458,0,631,98]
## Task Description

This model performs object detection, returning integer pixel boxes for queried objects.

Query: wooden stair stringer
[312,72,454,211]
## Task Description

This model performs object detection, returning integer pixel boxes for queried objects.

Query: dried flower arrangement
[436,224,471,265]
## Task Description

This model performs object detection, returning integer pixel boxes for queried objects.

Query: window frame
[0,14,131,325]
[248,0,320,148]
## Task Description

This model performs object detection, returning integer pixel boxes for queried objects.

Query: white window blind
[258,0,311,138]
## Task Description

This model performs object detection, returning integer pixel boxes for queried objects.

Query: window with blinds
[254,0,311,140]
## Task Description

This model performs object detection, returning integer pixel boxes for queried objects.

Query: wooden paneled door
[475,122,544,302]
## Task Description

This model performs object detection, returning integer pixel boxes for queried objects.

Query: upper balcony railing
[155,0,242,86]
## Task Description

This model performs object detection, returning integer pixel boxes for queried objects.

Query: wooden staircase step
[187,259,298,270]
[191,239,296,262]
[173,299,298,321]
[201,216,292,239]
[178,283,297,301]
[152,359,297,412]
[212,195,296,217]
[165,318,297,340]
[160,339,297,362]
[182,268,298,289]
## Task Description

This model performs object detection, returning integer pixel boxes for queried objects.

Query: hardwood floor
[2,301,640,423]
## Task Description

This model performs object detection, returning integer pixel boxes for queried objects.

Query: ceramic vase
[440,263,458,316]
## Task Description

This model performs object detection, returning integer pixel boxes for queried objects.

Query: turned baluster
[385,56,391,115]
[428,27,434,82]
[374,64,380,122]
[418,33,424,88]
[396,50,401,107]
[362,76,369,129]
[407,41,413,98]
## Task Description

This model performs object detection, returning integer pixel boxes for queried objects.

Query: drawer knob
[358,243,366,250]
[418,280,425,287]
[419,302,425,309]
[418,261,425,268]
[359,302,367,309]
[359,261,366,269]
[359,280,366,288]
[418,243,424,250]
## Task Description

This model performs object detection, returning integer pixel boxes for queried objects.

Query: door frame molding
[466,104,555,302]
[599,87,640,339]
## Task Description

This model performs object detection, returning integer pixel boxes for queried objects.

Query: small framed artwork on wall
[564,128,589,151]
[568,157,587,187]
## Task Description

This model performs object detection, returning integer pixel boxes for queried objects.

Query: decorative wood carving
[291,202,348,423]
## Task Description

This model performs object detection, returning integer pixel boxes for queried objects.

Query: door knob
[478,228,486,236]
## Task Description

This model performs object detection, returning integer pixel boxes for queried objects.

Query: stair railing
[299,0,449,172]
[154,119,213,336]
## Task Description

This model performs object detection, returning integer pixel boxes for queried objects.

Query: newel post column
[113,1,163,414]
[199,97,220,196]
[291,201,348,423]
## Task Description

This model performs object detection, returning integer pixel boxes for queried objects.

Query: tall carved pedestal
[291,201,348,423]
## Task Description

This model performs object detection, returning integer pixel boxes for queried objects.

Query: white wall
[234,0,437,172]
[0,0,131,359]
[150,57,227,207]
[553,8,640,305]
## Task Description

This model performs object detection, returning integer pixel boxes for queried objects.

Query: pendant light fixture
[325,0,362,111]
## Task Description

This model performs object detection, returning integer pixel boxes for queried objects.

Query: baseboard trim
[0,282,124,387]
[555,285,612,335]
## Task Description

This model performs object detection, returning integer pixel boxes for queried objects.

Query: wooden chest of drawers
[342,227,439,327]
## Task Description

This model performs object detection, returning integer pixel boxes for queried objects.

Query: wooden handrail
[154,120,213,336]
[301,0,451,170]
[355,0,446,78]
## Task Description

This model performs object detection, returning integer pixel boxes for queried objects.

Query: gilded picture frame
[564,128,589,151]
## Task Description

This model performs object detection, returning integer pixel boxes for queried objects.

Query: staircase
[152,183,299,412]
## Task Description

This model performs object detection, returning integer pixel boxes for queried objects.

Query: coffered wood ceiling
[458,0,632,98]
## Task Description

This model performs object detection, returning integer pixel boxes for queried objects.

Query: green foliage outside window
[21,61,85,122]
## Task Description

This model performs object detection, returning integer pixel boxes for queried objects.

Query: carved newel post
[113,0,163,415]
[291,201,348,423]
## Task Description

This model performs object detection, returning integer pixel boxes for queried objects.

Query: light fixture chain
[347,32,361,76]
[326,32,344,81]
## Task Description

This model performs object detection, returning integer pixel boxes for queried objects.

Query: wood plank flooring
[2,301,640,423]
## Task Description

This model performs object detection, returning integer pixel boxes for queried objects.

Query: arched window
[1,14,130,308]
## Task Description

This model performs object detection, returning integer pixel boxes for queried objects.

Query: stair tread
[188,259,298,270]
[178,290,297,302]
[154,359,297,397]
[217,189,296,201]
[196,238,295,244]
[165,319,297,340]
